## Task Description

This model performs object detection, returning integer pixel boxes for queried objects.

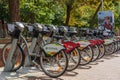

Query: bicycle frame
[23,33,65,66]
[20,35,37,66]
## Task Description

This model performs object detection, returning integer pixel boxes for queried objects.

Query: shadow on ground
[77,65,92,69]
[0,67,63,80]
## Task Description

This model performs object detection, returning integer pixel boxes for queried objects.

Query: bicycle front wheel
[79,46,93,65]
[98,44,105,59]
[2,43,25,71]
[67,48,81,71]
[91,45,100,62]
[39,50,68,78]
[105,42,115,55]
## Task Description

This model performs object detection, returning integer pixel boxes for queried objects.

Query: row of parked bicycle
[2,22,120,78]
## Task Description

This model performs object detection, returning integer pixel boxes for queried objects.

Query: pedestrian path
[0,54,120,80]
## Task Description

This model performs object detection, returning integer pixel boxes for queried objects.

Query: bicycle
[65,27,94,65]
[46,25,81,71]
[3,22,25,72]
[3,22,68,78]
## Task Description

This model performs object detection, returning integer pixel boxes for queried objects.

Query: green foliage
[0,0,120,29]
[65,0,120,28]
[20,0,65,25]
[0,0,9,21]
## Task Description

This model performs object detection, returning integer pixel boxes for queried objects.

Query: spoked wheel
[67,48,81,71]
[79,46,93,65]
[105,42,115,55]
[117,41,120,51]
[91,45,100,62]
[40,50,68,78]
[114,41,118,53]
[98,44,105,59]
[2,43,25,71]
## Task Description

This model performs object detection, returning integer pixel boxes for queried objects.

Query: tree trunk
[30,12,35,23]
[9,0,20,22]
[65,5,72,26]
[90,2,102,28]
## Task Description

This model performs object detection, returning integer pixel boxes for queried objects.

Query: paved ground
[0,53,120,80]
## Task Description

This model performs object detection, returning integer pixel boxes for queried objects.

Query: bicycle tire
[39,50,68,78]
[79,45,93,65]
[98,44,105,59]
[91,45,100,62]
[114,41,118,52]
[105,42,115,55]
[67,47,81,71]
[117,41,120,51]
[2,42,25,71]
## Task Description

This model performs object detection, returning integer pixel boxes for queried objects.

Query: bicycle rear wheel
[39,50,68,78]
[2,43,25,71]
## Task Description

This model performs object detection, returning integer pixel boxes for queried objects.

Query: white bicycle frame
[20,35,38,67]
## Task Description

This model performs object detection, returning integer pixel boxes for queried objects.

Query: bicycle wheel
[91,45,100,62]
[114,41,118,52]
[2,42,25,71]
[79,46,93,65]
[67,48,81,71]
[98,44,105,59]
[39,50,68,78]
[105,42,115,55]
[117,41,120,51]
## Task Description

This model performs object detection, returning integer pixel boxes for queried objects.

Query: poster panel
[98,11,114,37]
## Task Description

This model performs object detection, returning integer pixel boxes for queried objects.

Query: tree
[9,0,20,22]
[0,0,9,38]
[65,0,75,26]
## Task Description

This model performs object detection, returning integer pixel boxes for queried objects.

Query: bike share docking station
[3,38,35,72]
[3,23,38,72]
[3,22,32,72]
[4,39,18,71]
